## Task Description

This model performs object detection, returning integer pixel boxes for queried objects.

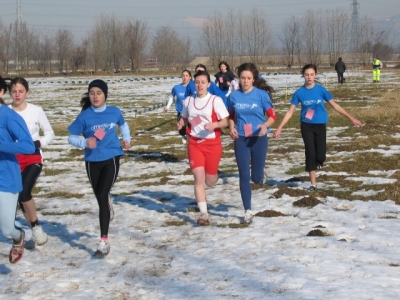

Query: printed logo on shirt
[303,99,323,106]
[234,103,258,109]
[91,123,117,131]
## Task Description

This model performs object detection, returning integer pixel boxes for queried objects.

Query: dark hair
[80,93,91,112]
[194,70,210,83]
[0,76,8,105]
[218,61,231,72]
[301,64,317,76]
[195,64,207,72]
[182,69,192,78]
[237,62,275,100]
[9,77,29,92]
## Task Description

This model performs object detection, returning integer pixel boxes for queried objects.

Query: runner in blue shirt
[274,64,362,191]
[68,79,131,257]
[164,70,192,144]
[0,76,35,263]
[228,63,277,224]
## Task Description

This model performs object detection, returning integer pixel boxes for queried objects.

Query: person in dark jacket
[335,57,346,84]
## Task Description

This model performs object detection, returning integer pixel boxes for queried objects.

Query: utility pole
[351,0,360,52]
[16,0,22,70]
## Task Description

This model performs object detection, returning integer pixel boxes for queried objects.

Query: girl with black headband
[68,79,131,257]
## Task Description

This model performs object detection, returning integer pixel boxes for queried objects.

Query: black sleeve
[34,140,41,149]
[228,71,236,80]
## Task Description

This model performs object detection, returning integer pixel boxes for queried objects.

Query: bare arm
[229,118,238,139]
[273,104,296,138]
[328,100,362,127]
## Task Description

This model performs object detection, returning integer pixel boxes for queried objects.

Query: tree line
[0,9,397,74]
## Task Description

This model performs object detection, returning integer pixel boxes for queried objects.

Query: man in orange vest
[372,57,382,83]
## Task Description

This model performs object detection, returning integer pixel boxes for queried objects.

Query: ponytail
[80,93,91,112]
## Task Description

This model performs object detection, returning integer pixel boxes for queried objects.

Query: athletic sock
[198,202,208,214]
[31,219,39,228]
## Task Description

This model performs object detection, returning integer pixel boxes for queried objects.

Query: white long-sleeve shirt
[10,103,55,147]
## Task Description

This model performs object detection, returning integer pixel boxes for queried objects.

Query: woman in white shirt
[9,77,55,249]
[177,70,229,226]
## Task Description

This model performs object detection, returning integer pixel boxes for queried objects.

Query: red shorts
[188,136,222,175]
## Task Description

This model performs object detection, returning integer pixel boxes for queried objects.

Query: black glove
[34,140,41,149]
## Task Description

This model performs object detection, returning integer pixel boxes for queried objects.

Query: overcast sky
[1,0,399,41]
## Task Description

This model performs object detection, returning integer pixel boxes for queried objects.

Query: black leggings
[19,163,43,212]
[300,122,326,172]
[85,156,120,237]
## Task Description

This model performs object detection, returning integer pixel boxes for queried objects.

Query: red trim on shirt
[266,107,277,122]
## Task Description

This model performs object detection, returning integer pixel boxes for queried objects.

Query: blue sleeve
[209,82,228,107]
[290,90,300,105]
[68,115,85,136]
[171,86,176,97]
[68,135,86,149]
[115,108,126,127]
[184,81,194,98]
[0,117,35,155]
[119,122,131,142]
[322,87,333,101]
[262,92,273,111]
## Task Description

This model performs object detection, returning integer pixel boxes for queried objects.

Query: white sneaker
[181,135,187,144]
[196,213,210,226]
[242,210,254,224]
[95,240,110,257]
[25,225,48,249]
[109,195,114,221]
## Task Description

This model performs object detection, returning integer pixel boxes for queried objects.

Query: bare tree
[302,10,325,65]
[89,15,125,72]
[354,16,374,64]
[179,36,192,67]
[151,26,187,68]
[325,8,350,64]
[0,22,13,73]
[244,9,272,64]
[55,28,74,73]
[201,11,225,66]
[280,16,303,68]
[125,20,148,71]
[36,32,54,75]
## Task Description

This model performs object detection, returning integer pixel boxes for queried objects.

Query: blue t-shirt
[290,84,333,124]
[68,106,126,162]
[171,84,187,113]
[0,105,35,193]
[228,87,274,137]
[185,81,228,107]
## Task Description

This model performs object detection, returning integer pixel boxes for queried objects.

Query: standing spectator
[164,70,192,144]
[228,63,277,224]
[68,79,131,257]
[372,57,382,83]
[177,70,229,226]
[9,77,55,249]
[273,64,362,191]
[214,61,236,92]
[0,76,35,263]
[335,57,346,84]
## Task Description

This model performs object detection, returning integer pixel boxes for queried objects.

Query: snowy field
[1,70,400,299]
